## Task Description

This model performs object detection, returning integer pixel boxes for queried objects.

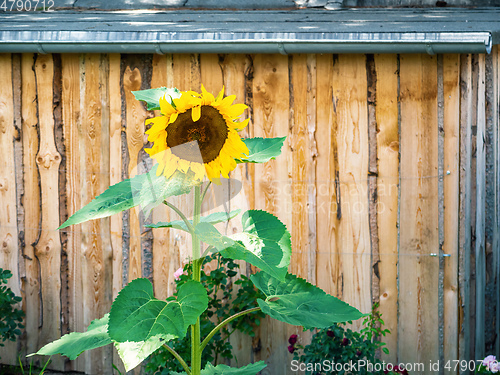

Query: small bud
[356,350,362,356]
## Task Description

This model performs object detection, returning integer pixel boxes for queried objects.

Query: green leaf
[237,137,286,164]
[251,272,366,330]
[29,315,111,360]
[114,337,166,372]
[172,362,267,375]
[146,209,241,232]
[195,210,291,281]
[108,278,208,344]
[132,87,181,110]
[58,165,193,230]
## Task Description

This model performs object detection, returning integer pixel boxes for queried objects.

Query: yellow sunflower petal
[216,95,236,110]
[168,112,179,124]
[201,85,215,105]
[192,105,201,122]
[226,103,247,118]
[214,87,225,104]
[191,162,206,181]
[160,96,176,116]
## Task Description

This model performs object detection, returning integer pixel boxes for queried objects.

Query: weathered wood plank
[458,54,473,372]
[252,54,290,375]
[32,53,64,370]
[219,54,255,367]
[290,54,310,280]
[171,54,200,263]
[315,54,341,299]
[0,53,21,365]
[475,53,486,361]
[109,53,123,300]
[123,62,147,283]
[332,54,371,331]
[80,53,109,375]
[61,53,86,372]
[398,54,439,373]
[150,53,180,302]
[442,54,460,375]
[20,53,41,362]
[373,53,399,364]
[494,45,500,359]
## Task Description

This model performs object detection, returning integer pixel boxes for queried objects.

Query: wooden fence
[0,50,499,375]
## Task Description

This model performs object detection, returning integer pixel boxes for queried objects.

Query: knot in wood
[1,234,12,253]
[36,151,61,169]
[0,177,7,191]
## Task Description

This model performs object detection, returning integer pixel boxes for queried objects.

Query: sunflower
[145,86,249,182]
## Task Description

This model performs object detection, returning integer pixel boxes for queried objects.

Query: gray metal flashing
[1,8,499,54]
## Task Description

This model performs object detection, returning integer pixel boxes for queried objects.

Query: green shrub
[145,253,265,374]
[0,268,24,353]
[289,304,408,375]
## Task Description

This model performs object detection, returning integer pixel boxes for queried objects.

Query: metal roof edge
[0,31,492,54]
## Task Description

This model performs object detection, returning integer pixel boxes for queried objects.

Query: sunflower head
[145,86,249,183]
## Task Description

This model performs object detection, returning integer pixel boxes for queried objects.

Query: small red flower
[356,350,362,356]
[326,330,335,338]
[288,334,298,345]
[341,337,349,346]
[287,345,295,354]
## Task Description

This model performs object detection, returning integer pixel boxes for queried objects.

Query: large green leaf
[58,165,193,229]
[251,272,366,330]
[108,278,208,344]
[114,337,166,372]
[195,210,291,281]
[132,87,181,110]
[29,315,111,360]
[237,137,286,164]
[172,362,267,375]
[146,209,241,233]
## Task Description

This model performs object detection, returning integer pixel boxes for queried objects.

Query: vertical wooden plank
[398,54,439,373]
[20,53,41,361]
[332,54,371,330]
[61,53,85,372]
[442,54,460,375]
[200,54,227,230]
[123,62,147,283]
[80,53,109,374]
[253,54,290,375]
[0,54,21,365]
[220,54,254,367]
[458,54,473,371]
[171,54,200,263]
[150,53,179,301]
[33,54,64,370]
[290,54,310,280]
[475,54,486,360]
[494,46,500,359]
[315,54,342,298]
[373,53,399,364]
[109,53,123,300]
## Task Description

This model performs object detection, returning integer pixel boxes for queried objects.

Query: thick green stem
[163,344,191,375]
[191,185,203,375]
[200,307,261,352]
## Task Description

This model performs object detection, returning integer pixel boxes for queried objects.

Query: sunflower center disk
[166,105,229,164]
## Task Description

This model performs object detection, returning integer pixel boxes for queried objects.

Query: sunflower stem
[191,185,203,375]
[200,181,212,204]
[163,344,191,375]
[200,307,261,353]
[163,200,195,234]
